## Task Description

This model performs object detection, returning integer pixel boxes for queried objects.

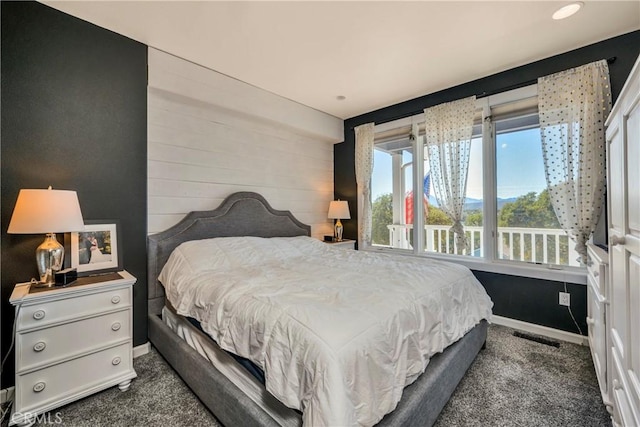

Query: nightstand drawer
[16,310,131,372]
[587,244,608,297]
[587,282,607,397]
[15,342,134,414]
[587,259,606,296]
[18,287,131,330]
[587,252,600,276]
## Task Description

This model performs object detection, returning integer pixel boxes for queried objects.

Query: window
[422,134,483,258]
[368,85,582,270]
[371,138,413,247]
[495,121,576,266]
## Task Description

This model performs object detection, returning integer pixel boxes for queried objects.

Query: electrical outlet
[559,292,570,306]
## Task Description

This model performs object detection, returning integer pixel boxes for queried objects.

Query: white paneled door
[606,54,640,427]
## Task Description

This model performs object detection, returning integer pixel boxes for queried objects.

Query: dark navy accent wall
[1,1,148,388]
[474,272,587,335]
[336,31,640,334]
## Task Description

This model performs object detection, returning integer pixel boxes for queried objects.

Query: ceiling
[42,1,640,120]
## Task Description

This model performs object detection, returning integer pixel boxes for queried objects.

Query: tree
[465,210,483,226]
[425,206,453,225]
[532,189,561,228]
[497,189,566,264]
[498,189,560,228]
[371,193,393,245]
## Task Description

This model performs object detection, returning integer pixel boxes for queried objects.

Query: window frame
[362,85,588,285]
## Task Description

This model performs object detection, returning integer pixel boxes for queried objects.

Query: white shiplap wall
[148,49,344,238]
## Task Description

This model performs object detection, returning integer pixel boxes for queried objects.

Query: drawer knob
[614,379,622,390]
[111,295,121,304]
[33,310,45,320]
[33,382,46,393]
[33,342,46,352]
[111,322,122,331]
[586,317,595,325]
[112,356,121,366]
[593,271,599,277]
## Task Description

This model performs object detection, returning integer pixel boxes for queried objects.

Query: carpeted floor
[23,324,610,427]
[434,325,610,427]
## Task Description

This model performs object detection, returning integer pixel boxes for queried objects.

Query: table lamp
[328,200,350,242]
[8,187,85,287]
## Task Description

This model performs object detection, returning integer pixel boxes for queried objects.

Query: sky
[371,127,548,202]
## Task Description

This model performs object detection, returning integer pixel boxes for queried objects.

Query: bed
[147,191,491,427]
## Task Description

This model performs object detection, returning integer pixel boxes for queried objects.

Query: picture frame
[70,220,122,275]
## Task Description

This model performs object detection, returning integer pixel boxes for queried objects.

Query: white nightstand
[324,239,355,250]
[9,271,137,427]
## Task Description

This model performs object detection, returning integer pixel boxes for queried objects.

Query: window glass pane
[423,136,483,257]
[401,154,414,249]
[465,136,484,257]
[371,146,413,248]
[371,149,393,246]
[496,125,577,266]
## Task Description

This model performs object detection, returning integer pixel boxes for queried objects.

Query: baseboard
[492,315,588,346]
[133,342,151,358]
[1,387,14,405]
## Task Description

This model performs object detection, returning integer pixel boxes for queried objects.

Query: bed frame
[147,191,487,427]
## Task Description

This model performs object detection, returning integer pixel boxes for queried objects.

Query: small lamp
[8,187,85,287]
[328,200,350,242]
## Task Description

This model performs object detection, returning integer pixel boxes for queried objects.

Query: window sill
[362,246,587,285]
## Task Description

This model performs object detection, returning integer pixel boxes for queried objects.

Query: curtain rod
[476,56,617,99]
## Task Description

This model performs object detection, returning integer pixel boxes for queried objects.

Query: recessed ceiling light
[336,95,346,101]
[552,2,583,20]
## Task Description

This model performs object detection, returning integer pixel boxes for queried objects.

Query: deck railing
[385,224,580,266]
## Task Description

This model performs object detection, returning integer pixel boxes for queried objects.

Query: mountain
[463,198,483,210]
[427,196,518,210]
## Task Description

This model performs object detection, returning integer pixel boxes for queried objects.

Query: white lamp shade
[8,188,85,233]
[328,200,351,219]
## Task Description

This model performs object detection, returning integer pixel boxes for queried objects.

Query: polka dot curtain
[355,122,375,247]
[424,96,476,255]
[538,60,612,264]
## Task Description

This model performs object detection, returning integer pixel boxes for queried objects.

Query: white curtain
[355,123,375,246]
[424,96,476,254]
[538,60,612,264]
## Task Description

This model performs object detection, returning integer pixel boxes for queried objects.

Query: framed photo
[71,220,122,275]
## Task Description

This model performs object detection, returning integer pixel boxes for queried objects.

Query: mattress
[162,306,301,425]
[159,236,493,426]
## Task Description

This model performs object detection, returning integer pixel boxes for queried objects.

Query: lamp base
[334,219,344,242]
[36,233,64,286]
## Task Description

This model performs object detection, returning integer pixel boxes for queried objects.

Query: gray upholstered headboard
[147,191,311,314]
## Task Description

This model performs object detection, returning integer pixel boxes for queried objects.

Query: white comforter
[159,236,493,427]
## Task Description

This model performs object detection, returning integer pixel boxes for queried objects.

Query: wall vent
[513,331,560,348]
